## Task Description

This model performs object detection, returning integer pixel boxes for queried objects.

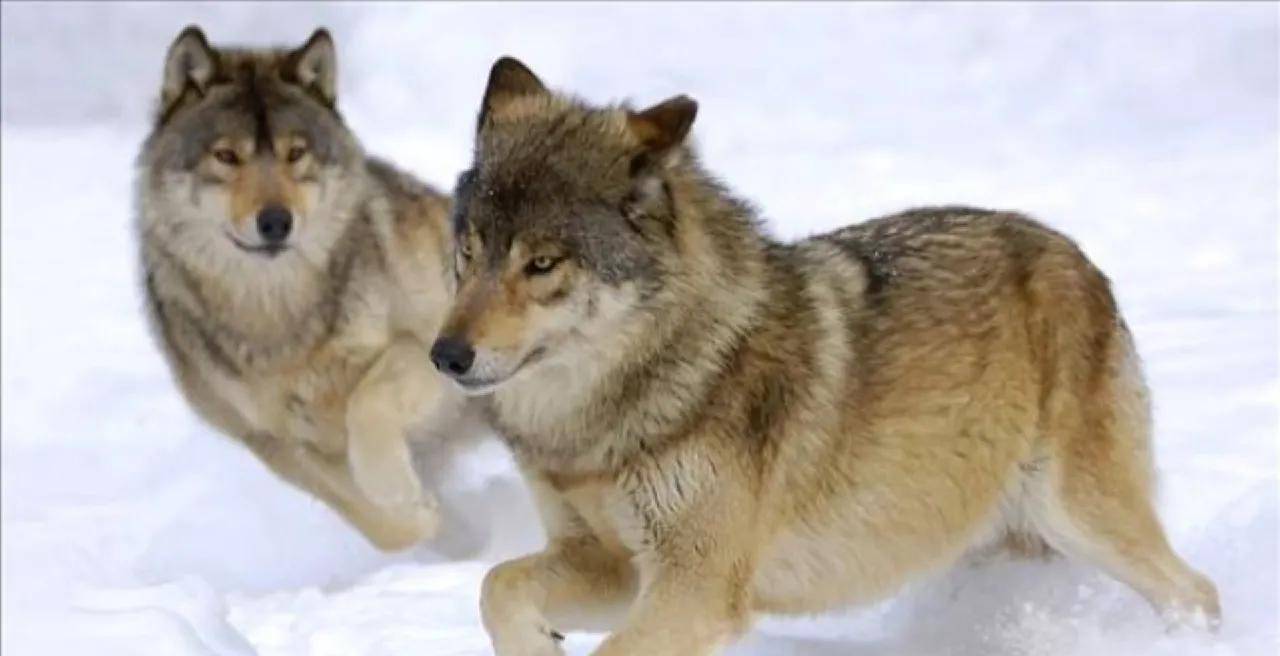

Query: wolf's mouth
[450,346,548,396]
[227,232,287,257]
[451,378,503,396]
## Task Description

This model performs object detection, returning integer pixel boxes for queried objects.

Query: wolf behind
[137,26,478,551]
[435,59,1221,654]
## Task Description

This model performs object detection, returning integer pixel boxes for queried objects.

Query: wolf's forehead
[462,107,633,246]
[203,82,339,151]
[467,192,557,251]
[481,107,632,178]
[211,81,304,131]
[215,50,295,86]
[472,144,628,216]
[149,82,345,170]
[463,183,580,256]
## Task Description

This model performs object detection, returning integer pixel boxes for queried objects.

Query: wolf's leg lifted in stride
[137,26,475,551]
[241,431,438,549]
[480,474,641,655]
[437,58,1221,654]
[347,337,446,507]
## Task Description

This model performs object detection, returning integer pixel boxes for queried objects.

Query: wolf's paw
[491,628,565,656]
[349,442,423,507]
[362,501,440,552]
[1160,595,1223,634]
[1157,572,1222,633]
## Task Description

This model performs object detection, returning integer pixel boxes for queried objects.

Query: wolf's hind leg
[346,337,436,506]
[1023,261,1219,629]
[1027,399,1220,631]
[1033,475,1220,629]
[482,537,637,656]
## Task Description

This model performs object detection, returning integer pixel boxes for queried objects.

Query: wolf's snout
[431,337,475,376]
[256,205,293,244]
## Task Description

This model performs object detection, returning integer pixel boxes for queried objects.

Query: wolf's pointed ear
[287,28,337,105]
[622,96,697,230]
[627,95,698,154]
[478,57,548,131]
[161,26,217,109]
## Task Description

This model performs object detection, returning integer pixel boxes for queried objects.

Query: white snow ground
[2,3,1276,655]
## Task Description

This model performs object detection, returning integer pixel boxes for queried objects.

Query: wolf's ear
[287,28,337,105]
[621,96,697,231]
[478,57,548,130]
[161,26,217,110]
[627,95,698,154]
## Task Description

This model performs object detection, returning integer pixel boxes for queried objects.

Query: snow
[2,3,1276,655]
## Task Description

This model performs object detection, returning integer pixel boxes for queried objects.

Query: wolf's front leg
[346,337,438,507]
[240,432,437,550]
[482,536,637,656]
[590,557,751,656]
[591,461,755,656]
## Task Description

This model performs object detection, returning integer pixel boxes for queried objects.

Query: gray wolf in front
[433,58,1221,654]
[137,26,480,551]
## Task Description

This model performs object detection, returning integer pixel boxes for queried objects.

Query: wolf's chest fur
[145,204,450,451]
[201,312,387,453]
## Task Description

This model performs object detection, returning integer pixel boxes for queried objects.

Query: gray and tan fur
[137,26,479,551]
[433,58,1221,654]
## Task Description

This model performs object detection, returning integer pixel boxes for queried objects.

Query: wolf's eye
[525,255,562,276]
[212,148,240,166]
[455,243,473,278]
[286,145,308,163]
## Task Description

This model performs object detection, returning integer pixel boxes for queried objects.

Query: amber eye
[286,145,308,163]
[454,243,473,278]
[525,255,561,276]
[212,147,240,166]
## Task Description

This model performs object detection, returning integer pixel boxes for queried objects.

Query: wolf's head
[433,57,700,394]
[138,26,365,274]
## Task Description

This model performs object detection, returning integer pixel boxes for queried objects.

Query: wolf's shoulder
[365,157,450,206]
[364,157,453,242]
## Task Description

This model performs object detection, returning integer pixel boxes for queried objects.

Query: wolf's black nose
[431,337,475,376]
[256,205,293,244]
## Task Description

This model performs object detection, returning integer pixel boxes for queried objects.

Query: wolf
[137,26,480,551]
[433,58,1222,654]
